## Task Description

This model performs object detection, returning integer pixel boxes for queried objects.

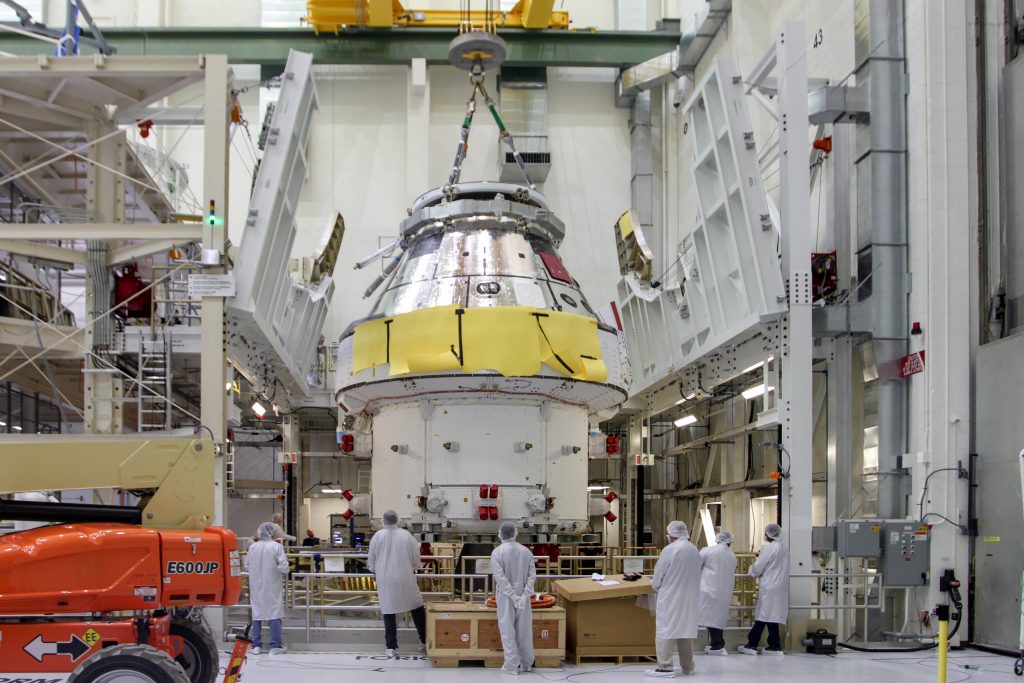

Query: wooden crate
[425,601,565,668]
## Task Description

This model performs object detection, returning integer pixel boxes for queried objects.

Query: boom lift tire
[170,617,220,683]
[67,643,189,683]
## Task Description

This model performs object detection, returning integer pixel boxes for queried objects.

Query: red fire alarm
[812,136,833,154]
[911,321,923,335]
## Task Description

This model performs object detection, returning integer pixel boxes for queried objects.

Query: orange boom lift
[0,437,243,683]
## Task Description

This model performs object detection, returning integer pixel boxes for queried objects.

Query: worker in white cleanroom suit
[491,521,537,675]
[647,520,702,678]
[700,531,738,655]
[738,523,789,656]
[367,509,427,658]
[246,522,290,655]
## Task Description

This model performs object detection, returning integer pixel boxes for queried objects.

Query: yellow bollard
[936,605,950,683]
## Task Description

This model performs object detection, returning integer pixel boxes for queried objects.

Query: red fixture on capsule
[341,489,354,501]
[479,506,489,520]
[489,506,499,521]
[479,484,489,499]
[605,491,619,503]
[604,511,618,523]
[489,484,499,499]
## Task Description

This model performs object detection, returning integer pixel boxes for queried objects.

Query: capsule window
[476,282,501,295]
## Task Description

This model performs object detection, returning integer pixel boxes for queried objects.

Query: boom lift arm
[0,435,215,529]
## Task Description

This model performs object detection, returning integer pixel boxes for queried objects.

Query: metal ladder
[136,331,172,431]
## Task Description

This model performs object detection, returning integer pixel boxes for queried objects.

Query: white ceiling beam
[0,240,87,265]
[0,223,203,240]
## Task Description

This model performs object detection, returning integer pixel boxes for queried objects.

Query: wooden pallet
[571,653,656,665]
[430,656,562,669]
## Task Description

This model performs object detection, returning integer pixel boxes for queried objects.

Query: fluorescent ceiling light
[754,495,779,501]
[674,414,697,427]
[741,384,766,399]
[587,486,610,491]
[11,425,22,431]
[321,487,343,494]
[674,392,697,406]
[251,401,266,418]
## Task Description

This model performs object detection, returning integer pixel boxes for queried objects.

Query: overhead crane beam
[305,0,567,32]
[0,27,682,70]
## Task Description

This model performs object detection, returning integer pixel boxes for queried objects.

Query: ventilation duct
[497,67,550,184]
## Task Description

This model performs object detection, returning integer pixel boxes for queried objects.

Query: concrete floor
[233,649,1018,682]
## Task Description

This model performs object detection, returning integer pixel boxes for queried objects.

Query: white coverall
[651,537,702,674]
[367,526,424,615]
[246,538,289,621]
[699,541,738,630]
[750,540,790,624]
[491,539,537,674]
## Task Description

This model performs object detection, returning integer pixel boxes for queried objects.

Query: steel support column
[777,21,814,642]
[83,123,125,436]
[199,54,230,639]
[904,0,973,645]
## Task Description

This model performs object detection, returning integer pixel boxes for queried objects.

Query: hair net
[716,531,734,545]
[764,523,782,540]
[382,510,399,527]
[257,522,276,540]
[499,521,518,541]
[666,520,689,539]
[272,513,283,524]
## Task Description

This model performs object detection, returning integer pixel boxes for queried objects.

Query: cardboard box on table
[552,574,656,660]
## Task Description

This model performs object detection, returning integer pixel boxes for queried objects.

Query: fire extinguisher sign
[898,350,925,378]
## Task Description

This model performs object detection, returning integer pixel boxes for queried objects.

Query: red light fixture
[479,506,489,520]
[341,509,354,520]
[489,484,499,499]
[604,491,618,503]
[479,484,489,500]
[489,507,499,521]
[342,489,354,501]
[604,511,618,523]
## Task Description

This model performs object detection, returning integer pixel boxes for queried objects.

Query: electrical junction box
[811,526,837,552]
[882,521,930,586]
[836,519,883,557]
